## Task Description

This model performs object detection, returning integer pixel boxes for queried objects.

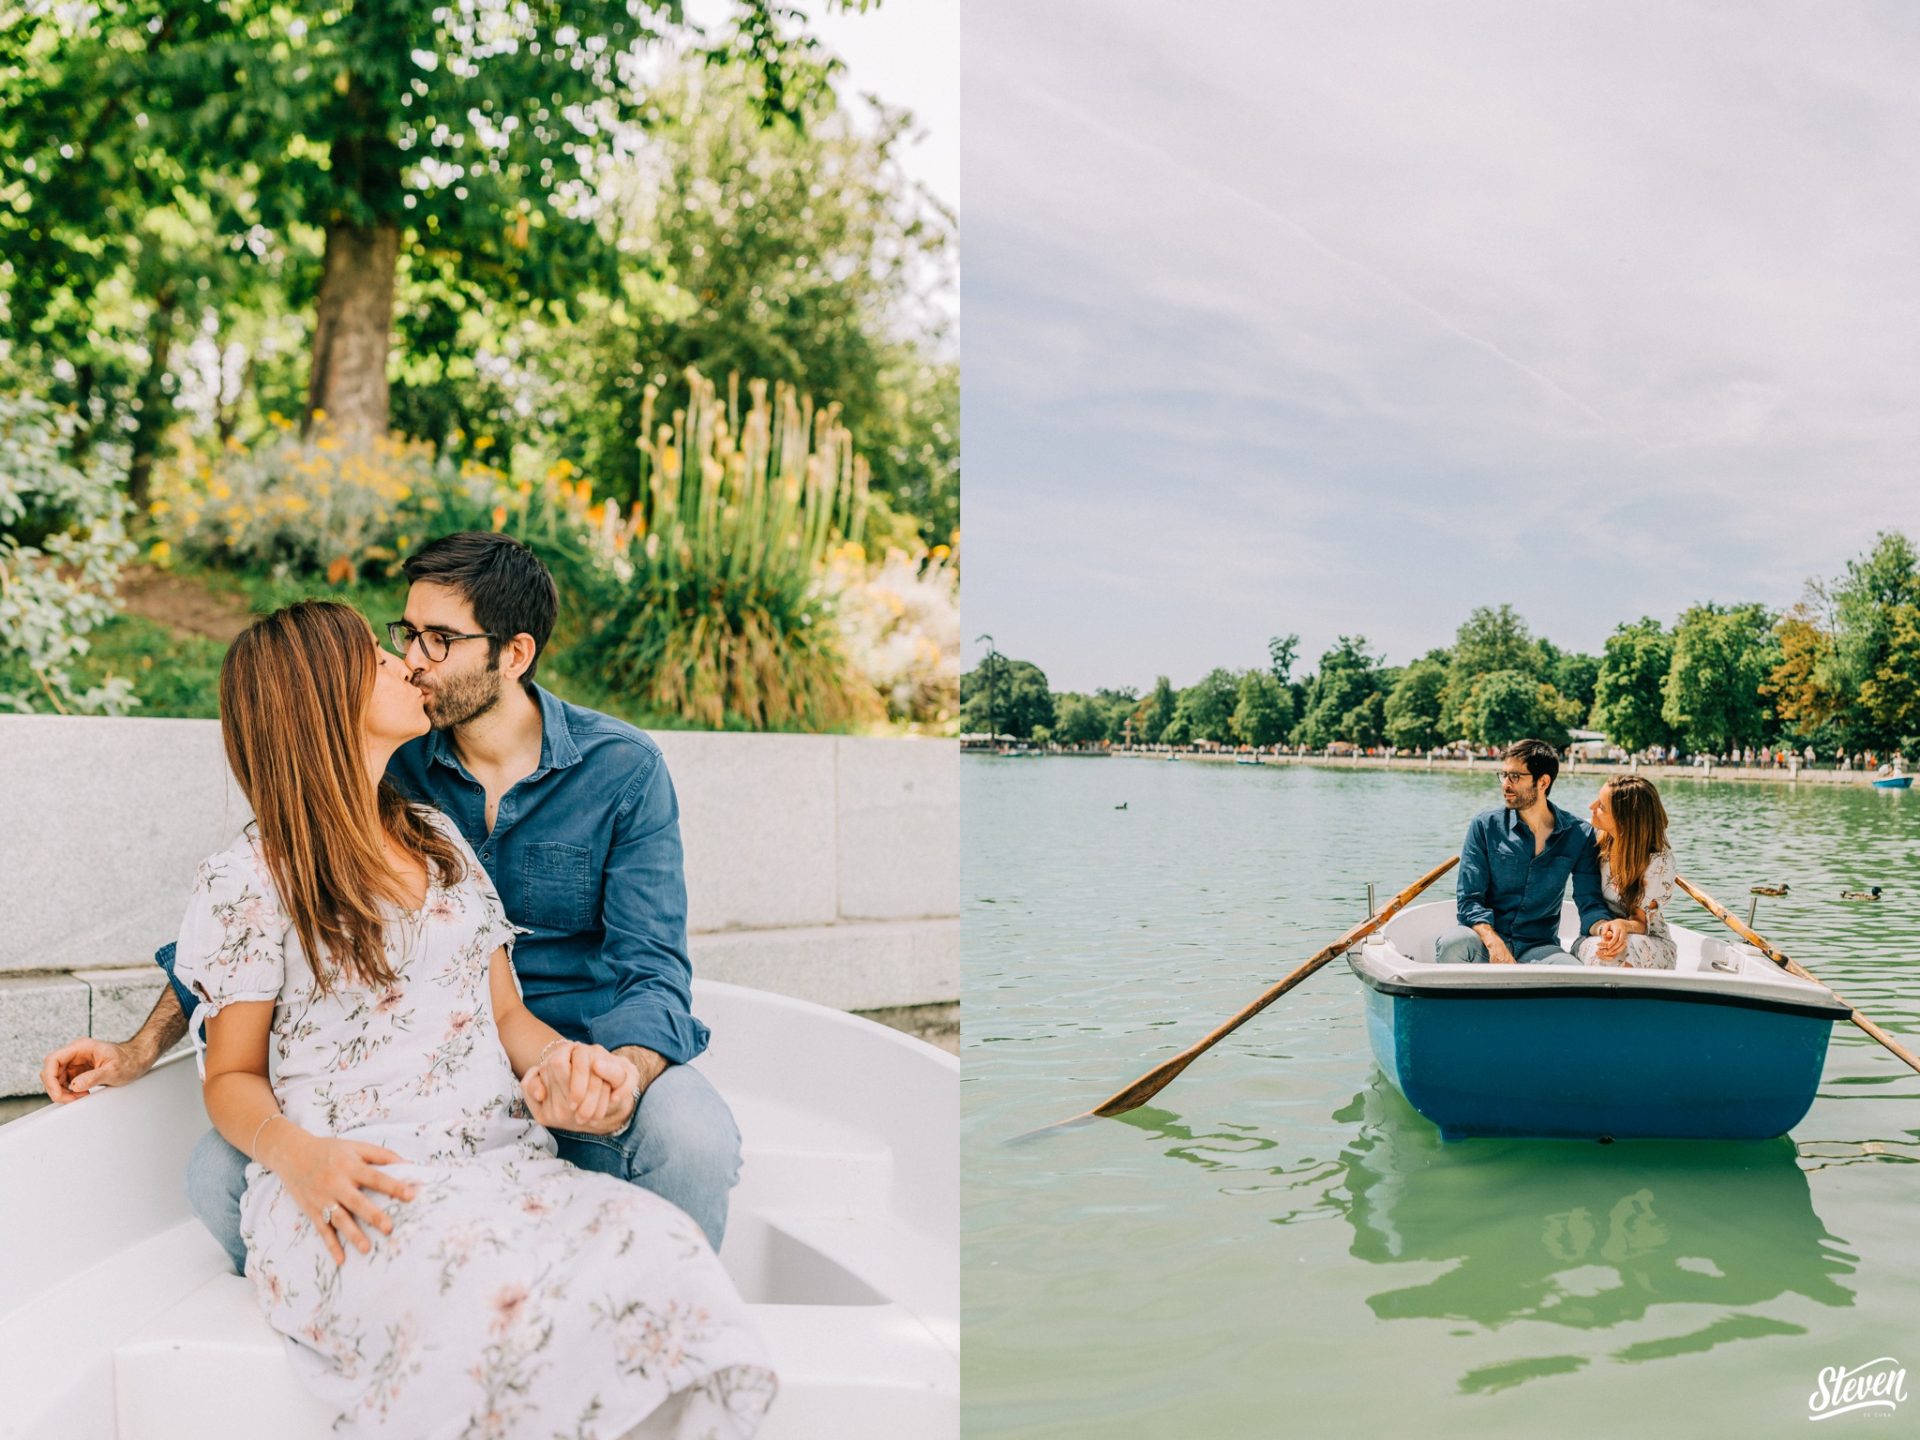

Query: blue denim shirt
[1455,802,1610,953]
[158,685,708,1064]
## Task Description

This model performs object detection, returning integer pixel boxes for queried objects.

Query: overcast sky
[963,1,1920,694]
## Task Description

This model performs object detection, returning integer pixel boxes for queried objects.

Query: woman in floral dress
[173,601,774,1439]
[1572,773,1679,970]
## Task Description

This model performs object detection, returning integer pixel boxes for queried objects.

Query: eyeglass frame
[1496,769,1537,784]
[385,620,500,663]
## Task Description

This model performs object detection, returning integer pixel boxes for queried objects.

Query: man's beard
[419,663,503,730]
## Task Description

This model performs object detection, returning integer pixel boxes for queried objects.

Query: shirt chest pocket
[520,843,597,933]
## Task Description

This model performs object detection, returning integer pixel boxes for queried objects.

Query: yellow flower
[311,408,328,424]
[149,499,172,517]
[211,484,232,501]
[491,505,508,530]
[931,544,950,560]
[148,539,172,563]
[474,435,494,452]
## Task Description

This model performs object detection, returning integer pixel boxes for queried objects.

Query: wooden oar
[1017,855,1459,1140]
[1676,875,1920,1078]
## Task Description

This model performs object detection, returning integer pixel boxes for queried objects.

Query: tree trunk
[305,222,400,441]
[127,286,179,512]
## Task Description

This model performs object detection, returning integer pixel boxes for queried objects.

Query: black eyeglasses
[1497,770,1534,784]
[386,621,497,663]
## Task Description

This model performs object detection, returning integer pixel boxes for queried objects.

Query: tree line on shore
[962,531,1920,759]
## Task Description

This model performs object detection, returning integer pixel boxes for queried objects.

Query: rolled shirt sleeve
[1571,827,1612,937]
[1455,815,1496,929]
[584,750,711,1064]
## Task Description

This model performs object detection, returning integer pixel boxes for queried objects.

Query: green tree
[1383,658,1447,750]
[1052,693,1107,746]
[1857,604,1920,746]
[1093,687,1140,743]
[1460,670,1575,748]
[1342,690,1388,748]
[1231,670,1293,746]
[4,1,834,443]
[1662,603,1775,753]
[1442,604,1540,735]
[1550,650,1601,714]
[559,61,956,531]
[1591,618,1677,753]
[1293,636,1384,748]
[1821,532,1920,750]
[961,655,1055,740]
[1174,667,1239,744]
[1135,675,1177,744]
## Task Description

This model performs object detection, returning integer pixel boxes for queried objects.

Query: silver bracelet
[250,1111,286,1161]
[523,1037,571,1081]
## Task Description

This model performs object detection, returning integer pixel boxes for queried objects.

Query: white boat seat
[113,1271,954,1440]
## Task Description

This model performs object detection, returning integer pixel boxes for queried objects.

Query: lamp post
[976,633,998,748]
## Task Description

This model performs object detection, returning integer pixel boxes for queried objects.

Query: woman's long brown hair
[219,601,465,994]
[1598,773,1669,918]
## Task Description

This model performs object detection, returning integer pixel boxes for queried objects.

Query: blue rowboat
[1346,901,1849,1141]
[1872,775,1911,789]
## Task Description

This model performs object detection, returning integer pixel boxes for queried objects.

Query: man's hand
[41,1036,156,1103]
[1487,939,1517,965]
[522,1042,640,1135]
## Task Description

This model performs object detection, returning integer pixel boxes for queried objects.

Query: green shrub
[0,394,138,714]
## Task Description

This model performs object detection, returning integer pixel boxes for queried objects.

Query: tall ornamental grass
[579,372,881,730]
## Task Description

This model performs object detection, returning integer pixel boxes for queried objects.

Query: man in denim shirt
[1434,738,1609,965]
[39,533,739,1268]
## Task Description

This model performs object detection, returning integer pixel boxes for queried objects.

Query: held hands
[521,1041,642,1136]
[262,1123,416,1267]
[1593,918,1630,963]
[40,1037,156,1102]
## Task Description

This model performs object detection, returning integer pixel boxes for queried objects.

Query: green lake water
[962,757,1920,1438]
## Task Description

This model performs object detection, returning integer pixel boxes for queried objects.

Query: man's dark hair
[403,532,558,687]
[1503,738,1560,794]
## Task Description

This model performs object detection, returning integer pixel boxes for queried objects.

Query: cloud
[963,0,1920,692]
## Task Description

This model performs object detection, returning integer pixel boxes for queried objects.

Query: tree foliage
[1662,603,1775,753]
[1591,618,1676,754]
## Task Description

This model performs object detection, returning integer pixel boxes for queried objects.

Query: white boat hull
[0,981,957,1440]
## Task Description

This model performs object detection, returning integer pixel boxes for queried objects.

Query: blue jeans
[186,1064,741,1275]
[1433,924,1579,966]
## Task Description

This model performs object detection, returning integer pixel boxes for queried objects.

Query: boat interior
[0,982,958,1440]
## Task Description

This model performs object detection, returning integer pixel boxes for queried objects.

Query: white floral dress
[1573,845,1678,970]
[173,814,776,1440]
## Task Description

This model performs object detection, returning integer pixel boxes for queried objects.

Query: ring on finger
[321,1204,335,1226]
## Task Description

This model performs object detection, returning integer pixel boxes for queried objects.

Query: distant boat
[1872,775,1911,789]
[1234,756,1262,766]
[1347,901,1846,1141]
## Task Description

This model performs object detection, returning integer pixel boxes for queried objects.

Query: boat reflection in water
[1117,1079,1854,1391]
[1335,1077,1854,1350]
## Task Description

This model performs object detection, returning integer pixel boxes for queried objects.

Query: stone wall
[0,716,957,1097]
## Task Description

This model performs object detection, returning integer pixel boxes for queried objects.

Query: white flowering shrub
[826,540,960,729]
[0,394,138,714]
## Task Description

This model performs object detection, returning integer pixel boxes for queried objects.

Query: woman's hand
[262,1125,417,1266]
[1594,918,1630,961]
